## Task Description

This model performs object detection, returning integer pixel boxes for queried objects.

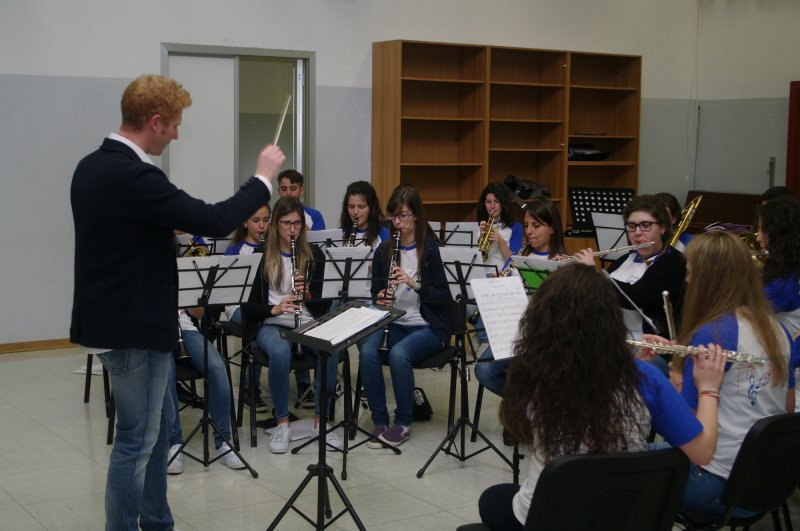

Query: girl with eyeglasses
[241,196,339,454]
[358,185,451,447]
[575,194,686,338]
[338,181,389,248]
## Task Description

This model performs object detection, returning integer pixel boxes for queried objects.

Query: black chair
[457,447,690,531]
[676,412,800,531]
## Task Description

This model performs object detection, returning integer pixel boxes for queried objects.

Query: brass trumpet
[182,236,209,257]
[626,339,766,366]
[478,212,499,262]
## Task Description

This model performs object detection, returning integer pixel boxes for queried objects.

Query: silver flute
[556,241,655,264]
[378,229,402,354]
[626,340,767,366]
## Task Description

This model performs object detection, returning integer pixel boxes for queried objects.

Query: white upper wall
[699,0,800,99]
[2,0,698,97]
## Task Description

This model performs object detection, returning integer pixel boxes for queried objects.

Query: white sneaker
[167,444,184,475]
[269,423,291,454]
[214,442,246,470]
[313,424,342,451]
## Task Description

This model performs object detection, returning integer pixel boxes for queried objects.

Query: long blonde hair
[263,196,312,289]
[678,231,787,384]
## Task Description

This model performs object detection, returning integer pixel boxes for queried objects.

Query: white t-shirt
[264,254,313,328]
[393,245,427,327]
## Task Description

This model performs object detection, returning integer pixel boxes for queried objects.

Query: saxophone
[378,229,402,354]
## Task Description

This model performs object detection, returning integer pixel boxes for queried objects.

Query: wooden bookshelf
[372,40,641,227]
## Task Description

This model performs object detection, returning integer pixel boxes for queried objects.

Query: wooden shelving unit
[372,40,641,226]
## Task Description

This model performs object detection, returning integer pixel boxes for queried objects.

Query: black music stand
[416,256,513,478]
[170,254,261,478]
[269,301,404,531]
[292,247,398,480]
[442,222,479,246]
[567,186,634,236]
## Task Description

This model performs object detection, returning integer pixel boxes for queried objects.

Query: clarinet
[289,236,302,356]
[378,229,402,354]
[348,217,358,246]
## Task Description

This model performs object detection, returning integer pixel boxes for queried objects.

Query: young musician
[338,180,389,248]
[224,203,270,411]
[358,185,451,447]
[241,196,338,453]
[655,192,693,253]
[756,197,800,337]
[666,231,797,518]
[476,182,523,268]
[166,308,244,473]
[476,264,725,530]
[575,194,686,337]
[474,198,565,397]
[278,169,326,230]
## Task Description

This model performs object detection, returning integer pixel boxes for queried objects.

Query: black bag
[412,387,433,421]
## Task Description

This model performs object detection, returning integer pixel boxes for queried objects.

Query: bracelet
[698,390,720,401]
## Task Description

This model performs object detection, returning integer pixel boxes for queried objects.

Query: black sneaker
[242,389,268,412]
[296,383,316,409]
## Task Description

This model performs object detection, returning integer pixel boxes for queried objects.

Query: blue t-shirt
[304,205,326,231]
[764,275,800,313]
[508,222,523,254]
[635,359,703,447]
[224,240,259,256]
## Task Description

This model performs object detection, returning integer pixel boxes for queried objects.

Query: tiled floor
[0,345,797,530]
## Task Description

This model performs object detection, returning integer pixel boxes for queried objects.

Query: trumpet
[556,241,655,264]
[182,236,209,257]
[348,217,359,246]
[478,212,499,262]
[626,340,767,366]
[378,229,402,354]
[289,236,302,356]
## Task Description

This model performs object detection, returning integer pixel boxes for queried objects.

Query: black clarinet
[348,217,358,246]
[289,236,302,356]
[378,229,402,354]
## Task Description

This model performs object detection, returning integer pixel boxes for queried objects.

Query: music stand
[416,254,513,478]
[567,186,634,236]
[442,221,479,247]
[292,246,399,479]
[511,254,561,295]
[269,301,404,531]
[171,254,262,478]
[591,212,628,264]
[307,229,344,249]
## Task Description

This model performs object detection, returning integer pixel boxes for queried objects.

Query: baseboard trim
[0,339,75,354]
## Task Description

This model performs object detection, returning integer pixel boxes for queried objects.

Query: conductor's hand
[255,144,286,182]
[272,295,301,316]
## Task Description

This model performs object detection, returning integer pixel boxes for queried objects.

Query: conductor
[70,74,285,530]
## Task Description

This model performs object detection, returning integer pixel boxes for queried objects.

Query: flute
[626,340,767,366]
[556,241,655,264]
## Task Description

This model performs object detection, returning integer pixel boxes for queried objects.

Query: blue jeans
[648,442,758,519]
[474,347,511,397]
[97,348,174,531]
[168,330,233,448]
[255,324,338,419]
[479,483,524,530]
[231,308,309,393]
[358,323,443,427]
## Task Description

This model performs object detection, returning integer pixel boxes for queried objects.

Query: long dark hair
[338,181,384,246]
[385,184,436,272]
[263,196,311,289]
[231,203,270,245]
[501,264,649,460]
[523,198,565,257]
[477,182,516,228]
[758,197,800,282]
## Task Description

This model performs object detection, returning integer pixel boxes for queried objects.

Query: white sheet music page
[470,276,530,360]
[304,306,389,346]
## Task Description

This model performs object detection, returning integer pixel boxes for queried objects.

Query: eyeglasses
[388,211,413,221]
[624,221,658,232]
[278,220,303,229]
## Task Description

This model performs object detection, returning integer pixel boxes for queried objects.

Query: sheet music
[470,276,530,360]
[321,246,374,299]
[443,221,479,246]
[304,306,389,345]
[440,247,494,300]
